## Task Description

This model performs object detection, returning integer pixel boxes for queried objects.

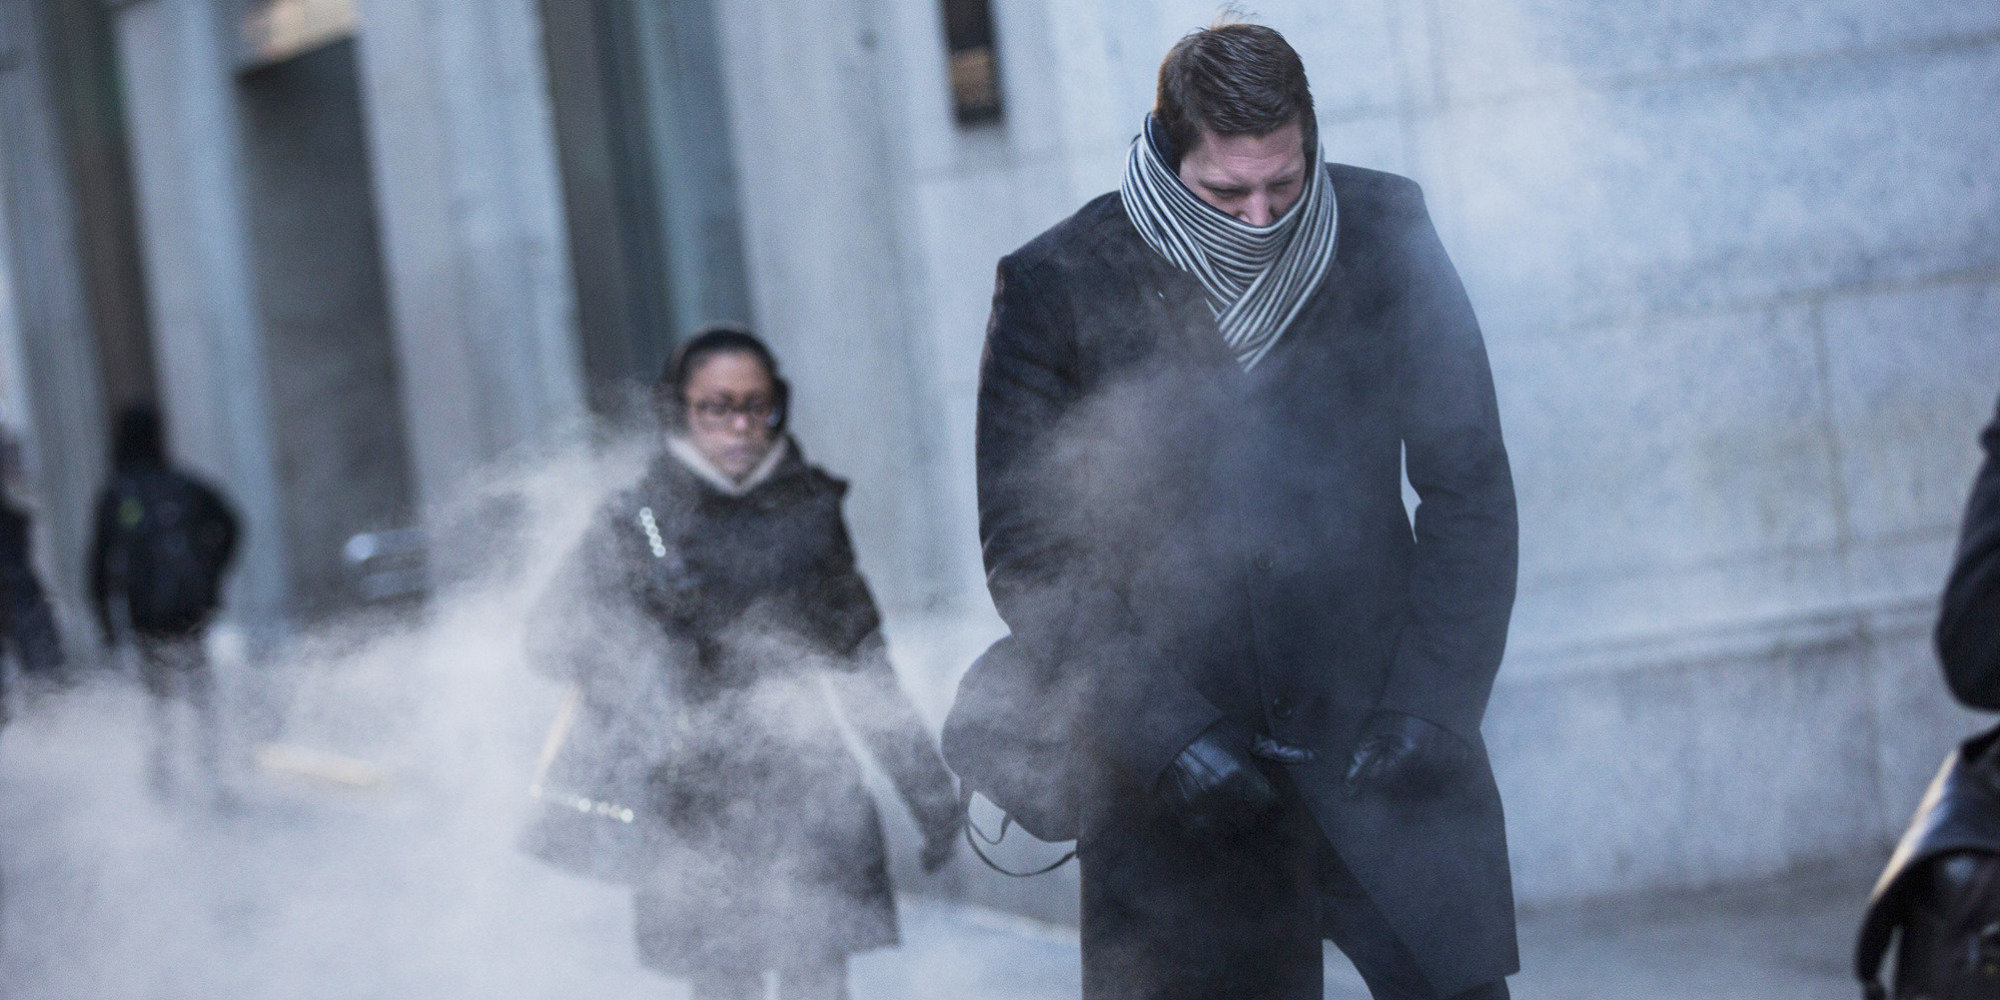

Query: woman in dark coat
[526,327,961,1000]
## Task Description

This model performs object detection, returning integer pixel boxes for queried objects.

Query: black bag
[1857,726,2000,999]
[941,634,1080,874]
[104,473,228,634]
[518,685,657,885]
[521,498,698,885]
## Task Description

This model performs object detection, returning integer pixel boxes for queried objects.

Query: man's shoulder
[1001,192,1132,280]
[163,466,231,508]
[1326,163,1427,222]
[1327,162,1418,195]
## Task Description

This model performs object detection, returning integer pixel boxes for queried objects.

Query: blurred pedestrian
[526,326,960,1000]
[87,405,239,803]
[0,442,61,732]
[0,430,63,727]
[961,21,1517,1000]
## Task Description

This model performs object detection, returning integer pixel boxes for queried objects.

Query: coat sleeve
[806,494,959,839]
[976,253,1221,786]
[1939,393,2000,709]
[826,635,961,842]
[800,485,884,658]
[1376,180,1520,741]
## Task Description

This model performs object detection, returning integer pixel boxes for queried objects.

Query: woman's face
[682,350,779,481]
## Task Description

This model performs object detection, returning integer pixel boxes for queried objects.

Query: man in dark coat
[974,23,1517,1000]
[1939,390,2000,708]
[88,405,240,800]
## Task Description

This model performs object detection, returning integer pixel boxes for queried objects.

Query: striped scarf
[1119,115,1338,371]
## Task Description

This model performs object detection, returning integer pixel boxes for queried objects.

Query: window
[941,0,1002,125]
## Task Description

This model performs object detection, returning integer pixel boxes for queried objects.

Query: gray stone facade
[0,0,1991,911]
[768,0,2000,907]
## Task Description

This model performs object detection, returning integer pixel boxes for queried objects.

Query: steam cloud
[0,435,1032,999]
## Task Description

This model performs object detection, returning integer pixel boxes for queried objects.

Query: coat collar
[1091,187,1351,377]
[664,435,794,498]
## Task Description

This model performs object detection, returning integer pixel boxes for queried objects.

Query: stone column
[109,0,290,630]
[711,0,952,612]
[351,0,585,521]
[0,0,111,618]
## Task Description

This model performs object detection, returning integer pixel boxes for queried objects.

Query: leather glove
[1343,711,1473,799]
[1157,720,1281,839]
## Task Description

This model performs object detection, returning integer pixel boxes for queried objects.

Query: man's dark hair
[1154,22,1316,167]
[112,404,167,471]
[653,323,790,432]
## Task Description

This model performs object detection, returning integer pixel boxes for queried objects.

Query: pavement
[0,675,1879,1000]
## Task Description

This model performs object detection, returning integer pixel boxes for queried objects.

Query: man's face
[1175,120,1307,227]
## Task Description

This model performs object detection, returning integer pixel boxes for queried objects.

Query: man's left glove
[1343,711,1474,799]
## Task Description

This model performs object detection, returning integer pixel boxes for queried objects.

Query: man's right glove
[1157,720,1281,839]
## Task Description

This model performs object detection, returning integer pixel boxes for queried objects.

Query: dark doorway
[237,39,417,619]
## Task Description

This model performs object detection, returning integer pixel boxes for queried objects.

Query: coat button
[1253,551,1275,573]
[1271,695,1295,721]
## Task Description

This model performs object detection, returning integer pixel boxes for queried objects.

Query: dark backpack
[103,472,228,635]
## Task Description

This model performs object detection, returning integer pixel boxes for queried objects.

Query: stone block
[1820,279,2000,544]
[1496,304,1842,591]
[1269,0,1414,117]
[1864,615,1991,832]
[1445,43,2000,333]
[1091,0,1410,125]
[1433,0,2000,100]
[1842,533,1958,616]
[1490,630,1885,904]
[1322,112,1413,179]
[1507,547,1854,675]
[906,163,1087,601]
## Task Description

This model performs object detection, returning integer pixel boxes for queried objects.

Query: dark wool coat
[528,442,957,976]
[977,165,1519,996]
[1940,391,2000,709]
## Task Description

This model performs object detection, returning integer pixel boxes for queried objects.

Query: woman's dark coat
[527,442,957,975]
[976,165,1519,996]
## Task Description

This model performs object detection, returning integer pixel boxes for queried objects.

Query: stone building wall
[712,0,2000,906]
[2,0,1991,910]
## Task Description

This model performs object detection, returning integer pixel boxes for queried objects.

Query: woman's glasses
[688,397,780,430]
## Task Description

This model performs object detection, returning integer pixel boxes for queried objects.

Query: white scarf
[1119,115,1339,371]
[666,436,790,497]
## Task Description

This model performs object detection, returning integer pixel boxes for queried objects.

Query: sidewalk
[1505,859,1868,1000]
[857,859,1872,1000]
[0,680,1878,999]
